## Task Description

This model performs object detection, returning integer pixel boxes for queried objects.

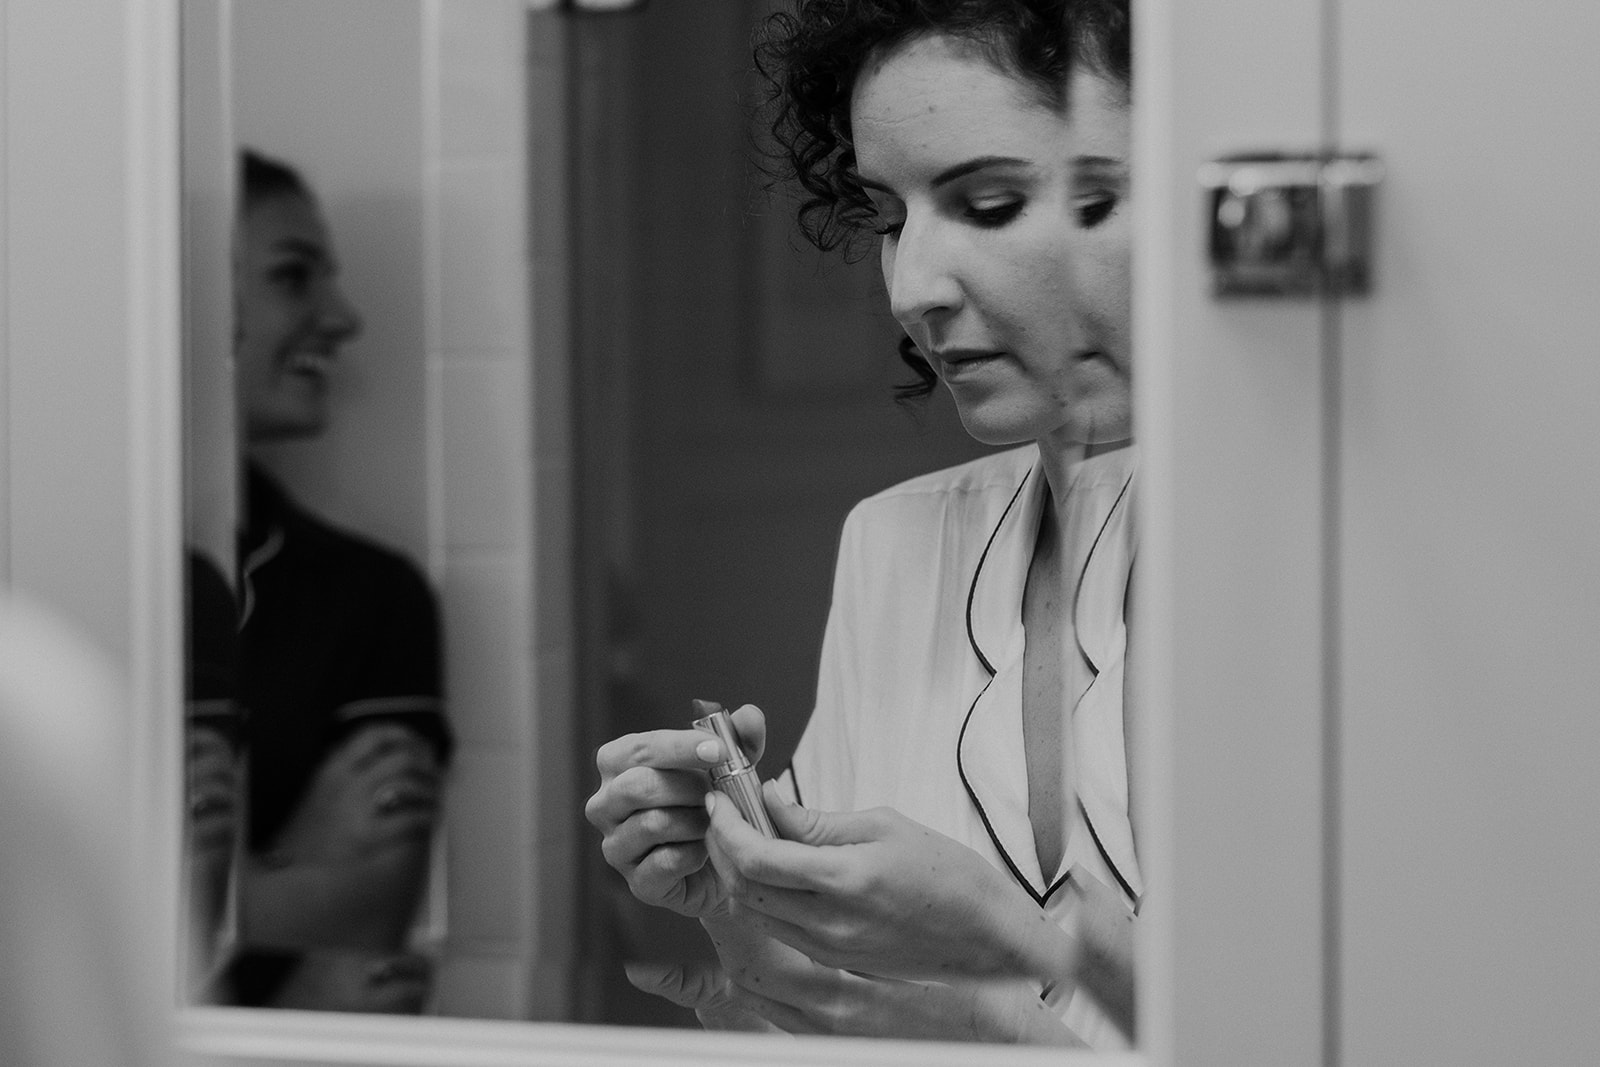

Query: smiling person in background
[588,0,1139,1047]
[223,150,451,1013]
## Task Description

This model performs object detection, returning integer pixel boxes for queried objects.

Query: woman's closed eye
[1075,193,1119,229]
[871,199,1021,238]
[269,261,314,295]
[965,197,1024,228]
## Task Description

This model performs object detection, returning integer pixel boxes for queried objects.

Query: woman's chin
[950,403,1077,450]
[942,395,1029,446]
[954,417,1034,449]
[246,412,329,445]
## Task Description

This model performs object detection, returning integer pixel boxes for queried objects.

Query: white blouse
[777,443,1139,1048]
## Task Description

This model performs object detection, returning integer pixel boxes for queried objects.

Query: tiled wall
[426,0,573,1021]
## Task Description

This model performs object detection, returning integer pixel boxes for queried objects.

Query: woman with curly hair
[587,0,1136,1046]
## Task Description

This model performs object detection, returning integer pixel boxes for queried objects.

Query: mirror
[181,0,1136,1049]
[181,0,541,1015]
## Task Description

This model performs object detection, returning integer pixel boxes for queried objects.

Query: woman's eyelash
[966,201,1022,227]
[1077,195,1118,227]
[866,197,1024,236]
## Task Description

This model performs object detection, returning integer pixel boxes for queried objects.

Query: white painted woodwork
[1335,1,1600,1062]
[1136,1,1329,1063]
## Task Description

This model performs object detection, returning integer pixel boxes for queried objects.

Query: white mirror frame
[9,0,1160,1061]
[5,0,1344,1061]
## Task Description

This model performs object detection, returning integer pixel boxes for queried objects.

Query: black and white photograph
[0,1,1595,1065]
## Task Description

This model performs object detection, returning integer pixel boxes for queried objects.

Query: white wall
[425,0,571,1020]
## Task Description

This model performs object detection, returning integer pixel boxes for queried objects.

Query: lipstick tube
[691,700,777,839]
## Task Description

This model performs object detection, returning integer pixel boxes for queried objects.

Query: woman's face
[852,34,1132,447]
[235,192,362,443]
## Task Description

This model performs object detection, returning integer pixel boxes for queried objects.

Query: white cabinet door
[1137,2,1329,1063]
[1158,1,1600,1064]
[1335,2,1600,1063]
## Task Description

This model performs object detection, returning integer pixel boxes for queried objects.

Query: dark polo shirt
[239,466,450,849]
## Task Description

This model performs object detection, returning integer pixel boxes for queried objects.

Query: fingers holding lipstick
[585,704,772,918]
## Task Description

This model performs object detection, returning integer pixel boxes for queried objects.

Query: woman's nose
[318,283,363,342]
[885,217,962,329]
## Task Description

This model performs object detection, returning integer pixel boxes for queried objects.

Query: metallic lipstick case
[691,700,777,839]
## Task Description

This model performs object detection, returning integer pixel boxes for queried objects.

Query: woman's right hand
[584,703,766,919]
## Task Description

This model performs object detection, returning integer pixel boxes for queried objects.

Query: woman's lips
[935,350,1005,381]
[933,347,999,365]
[285,349,335,378]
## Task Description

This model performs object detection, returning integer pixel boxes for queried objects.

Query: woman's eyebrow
[856,155,1035,194]
[929,155,1033,188]
[1072,154,1128,173]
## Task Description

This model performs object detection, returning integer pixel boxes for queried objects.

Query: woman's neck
[1036,434,1135,529]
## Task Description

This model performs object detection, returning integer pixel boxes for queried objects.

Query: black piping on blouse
[957,460,1141,909]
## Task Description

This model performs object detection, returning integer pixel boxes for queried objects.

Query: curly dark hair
[754,0,1130,401]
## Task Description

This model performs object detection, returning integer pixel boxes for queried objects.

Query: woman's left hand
[663,915,1083,1045]
[703,784,1074,984]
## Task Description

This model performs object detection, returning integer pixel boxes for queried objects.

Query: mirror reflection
[181,0,1138,1048]
[182,0,483,1015]
[582,0,1138,1048]
[223,148,449,1012]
